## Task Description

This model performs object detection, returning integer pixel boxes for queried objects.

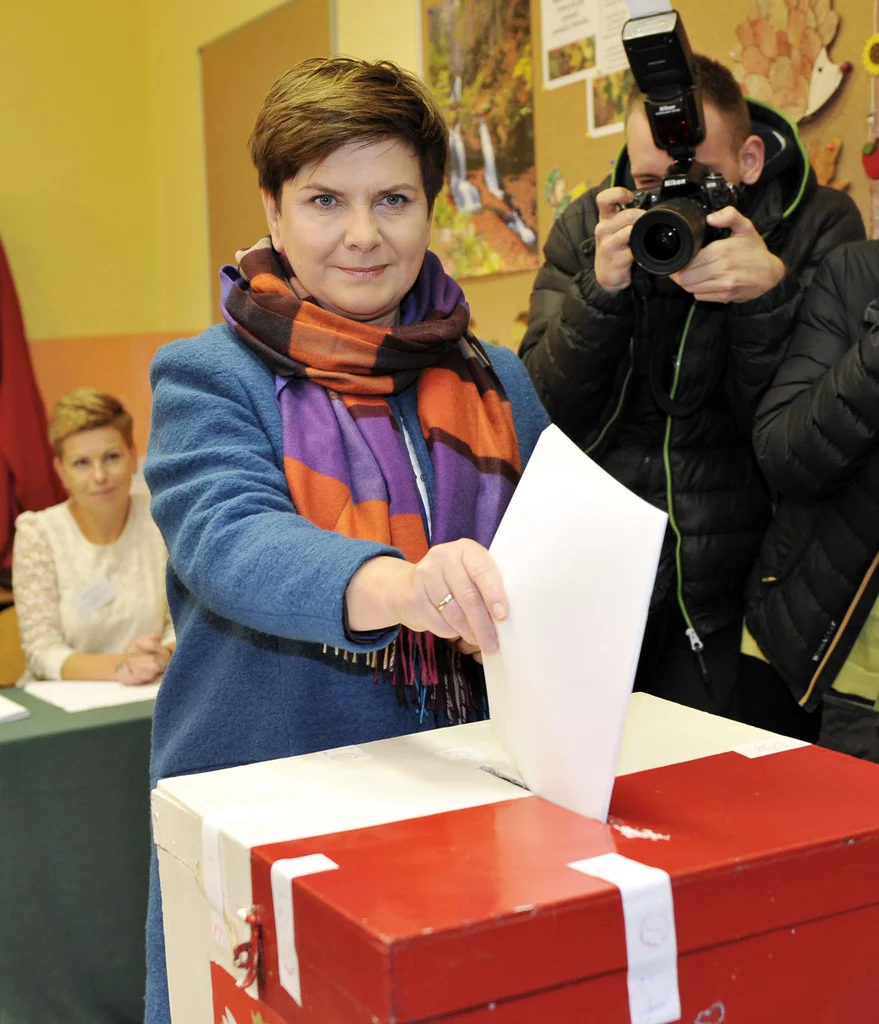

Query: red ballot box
[153,697,879,1024]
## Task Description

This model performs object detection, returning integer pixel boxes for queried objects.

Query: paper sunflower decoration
[863,33,879,75]
[732,0,850,123]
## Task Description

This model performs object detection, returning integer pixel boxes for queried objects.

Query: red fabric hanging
[0,237,65,574]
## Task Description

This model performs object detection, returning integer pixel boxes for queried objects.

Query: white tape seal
[271,854,339,1005]
[201,804,285,953]
[733,737,809,759]
[569,852,681,1024]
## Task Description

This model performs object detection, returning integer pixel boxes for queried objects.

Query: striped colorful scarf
[220,238,521,723]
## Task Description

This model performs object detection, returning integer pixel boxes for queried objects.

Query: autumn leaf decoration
[732,0,848,123]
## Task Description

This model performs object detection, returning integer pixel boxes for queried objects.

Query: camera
[621,10,739,275]
[625,165,738,275]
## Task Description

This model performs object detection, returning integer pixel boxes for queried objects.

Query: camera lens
[642,224,681,261]
[629,198,705,275]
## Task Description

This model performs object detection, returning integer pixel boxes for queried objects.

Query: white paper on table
[0,693,30,723]
[24,680,161,712]
[483,425,667,822]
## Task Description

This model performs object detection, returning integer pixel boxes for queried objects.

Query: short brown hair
[49,388,134,456]
[250,57,449,209]
[627,54,751,150]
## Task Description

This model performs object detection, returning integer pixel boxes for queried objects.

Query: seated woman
[742,238,879,760]
[13,388,174,684]
[144,57,547,1021]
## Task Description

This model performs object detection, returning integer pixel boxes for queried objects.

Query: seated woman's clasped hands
[118,632,172,685]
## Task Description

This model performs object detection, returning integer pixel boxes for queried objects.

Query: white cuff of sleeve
[39,645,77,681]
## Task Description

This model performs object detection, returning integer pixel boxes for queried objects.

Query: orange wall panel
[27,332,187,455]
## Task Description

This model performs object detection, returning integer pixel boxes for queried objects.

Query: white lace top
[12,494,174,680]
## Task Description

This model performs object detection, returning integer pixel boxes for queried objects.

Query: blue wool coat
[143,325,547,1024]
[145,323,548,785]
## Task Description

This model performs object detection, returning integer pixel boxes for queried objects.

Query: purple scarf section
[272,252,510,549]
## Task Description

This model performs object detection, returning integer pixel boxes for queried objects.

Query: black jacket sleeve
[753,241,879,500]
[518,189,634,446]
[724,187,866,430]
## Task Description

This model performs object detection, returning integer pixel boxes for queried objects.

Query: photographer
[520,50,864,717]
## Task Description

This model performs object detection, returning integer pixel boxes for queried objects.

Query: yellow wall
[0,0,160,340]
[1,0,421,345]
[336,0,420,67]
[144,0,287,337]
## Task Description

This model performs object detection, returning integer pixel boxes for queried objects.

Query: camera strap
[647,301,729,419]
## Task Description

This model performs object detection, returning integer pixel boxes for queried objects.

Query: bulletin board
[422,0,875,349]
[201,0,332,319]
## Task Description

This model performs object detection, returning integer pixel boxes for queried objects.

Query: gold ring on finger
[436,592,455,613]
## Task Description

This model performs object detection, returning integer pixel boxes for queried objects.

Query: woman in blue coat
[143,57,547,1022]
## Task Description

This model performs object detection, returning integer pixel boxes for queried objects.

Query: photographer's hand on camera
[671,205,785,304]
[594,187,645,294]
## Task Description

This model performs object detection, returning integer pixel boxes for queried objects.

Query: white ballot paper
[483,425,667,822]
[24,680,161,712]
[0,693,30,723]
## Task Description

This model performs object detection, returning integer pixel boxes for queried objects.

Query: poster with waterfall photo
[425,0,538,279]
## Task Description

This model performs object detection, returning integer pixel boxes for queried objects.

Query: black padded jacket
[746,240,879,708]
[520,101,865,641]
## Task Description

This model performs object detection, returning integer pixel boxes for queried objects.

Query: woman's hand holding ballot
[346,540,508,657]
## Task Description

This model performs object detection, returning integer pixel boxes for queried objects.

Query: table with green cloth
[0,687,153,1024]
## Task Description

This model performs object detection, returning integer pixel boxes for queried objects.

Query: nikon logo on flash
[665,178,686,187]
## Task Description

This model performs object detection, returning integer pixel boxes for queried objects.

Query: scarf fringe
[387,629,487,726]
[322,632,487,726]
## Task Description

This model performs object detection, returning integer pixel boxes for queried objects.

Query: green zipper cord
[585,337,635,456]
[661,300,709,676]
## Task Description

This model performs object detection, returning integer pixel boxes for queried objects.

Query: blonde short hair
[48,388,134,456]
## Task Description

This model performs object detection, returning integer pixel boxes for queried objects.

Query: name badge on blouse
[72,577,117,619]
